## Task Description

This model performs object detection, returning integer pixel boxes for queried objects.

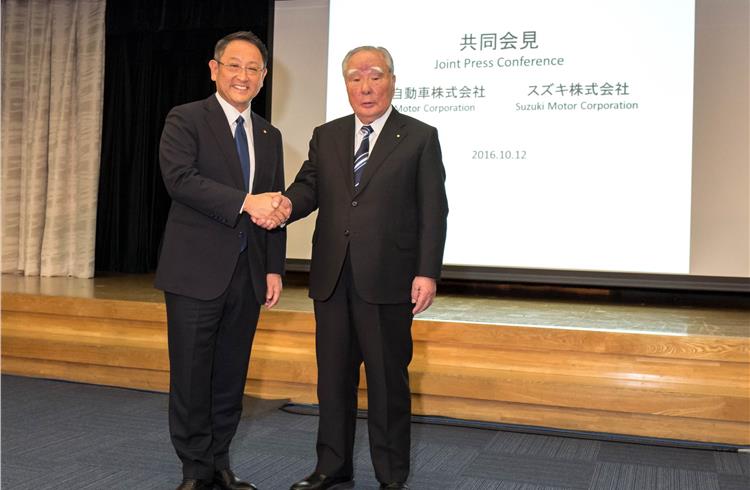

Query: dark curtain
[95,0,274,273]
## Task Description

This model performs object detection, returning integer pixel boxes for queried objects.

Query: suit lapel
[355,110,406,196]
[251,112,272,193]
[204,96,245,190]
[335,115,356,197]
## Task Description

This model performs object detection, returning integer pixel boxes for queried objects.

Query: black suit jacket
[285,109,448,303]
[155,95,286,302]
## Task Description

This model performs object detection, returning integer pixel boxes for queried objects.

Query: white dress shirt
[354,105,393,154]
[215,92,256,193]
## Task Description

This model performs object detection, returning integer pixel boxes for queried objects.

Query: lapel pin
[263,129,268,134]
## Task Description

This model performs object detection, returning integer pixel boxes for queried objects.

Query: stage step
[2,291,748,445]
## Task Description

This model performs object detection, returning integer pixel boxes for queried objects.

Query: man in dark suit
[155,31,287,490]
[279,46,448,490]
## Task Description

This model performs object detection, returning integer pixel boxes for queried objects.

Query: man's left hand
[411,276,436,315]
[265,273,282,308]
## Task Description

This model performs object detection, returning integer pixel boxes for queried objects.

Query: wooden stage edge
[2,289,749,446]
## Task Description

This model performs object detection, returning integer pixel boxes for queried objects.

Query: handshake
[242,192,292,230]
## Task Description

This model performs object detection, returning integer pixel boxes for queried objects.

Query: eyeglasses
[215,60,264,77]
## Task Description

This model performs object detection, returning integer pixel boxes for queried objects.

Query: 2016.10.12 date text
[471,149,527,160]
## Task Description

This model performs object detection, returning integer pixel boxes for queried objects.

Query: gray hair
[341,46,394,76]
[214,31,269,67]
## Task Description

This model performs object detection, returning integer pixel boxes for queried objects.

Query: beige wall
[273,0,750,278]
[690,0,750,277]
[272,0,328,260]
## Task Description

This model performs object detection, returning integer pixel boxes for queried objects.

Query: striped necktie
[353,125,374,188]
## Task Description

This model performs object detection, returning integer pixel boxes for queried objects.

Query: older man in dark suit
[155,31,287,490]
[276,46,448,490]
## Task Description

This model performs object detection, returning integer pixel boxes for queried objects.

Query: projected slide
[327,0,695,274]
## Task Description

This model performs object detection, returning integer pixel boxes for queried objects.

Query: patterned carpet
[2,375,748,489]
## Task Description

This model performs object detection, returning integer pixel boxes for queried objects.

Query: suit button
[351,201,358,207]
[344,230,350,236]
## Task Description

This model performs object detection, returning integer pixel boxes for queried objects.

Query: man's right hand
[244,193,292,230]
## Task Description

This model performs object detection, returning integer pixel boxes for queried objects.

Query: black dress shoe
[380,483,409,489]
[289,472,354,490]
[214,468,258,490]
[176,478,213,490]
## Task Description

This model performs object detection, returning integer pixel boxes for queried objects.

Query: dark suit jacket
[285,109,448,303]
[155,95,286,303]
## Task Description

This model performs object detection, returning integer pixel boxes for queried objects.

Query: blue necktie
[235,115,250,192]
[353,125,373,188]
[235,116,250,252]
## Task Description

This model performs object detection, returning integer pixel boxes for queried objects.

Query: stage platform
[2,272,749,445]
